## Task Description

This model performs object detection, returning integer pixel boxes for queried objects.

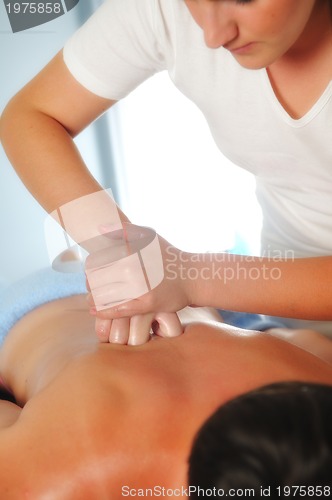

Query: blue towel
[219,310,286,331]
[0,268,87,346]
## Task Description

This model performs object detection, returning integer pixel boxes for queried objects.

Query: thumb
[152,312,183,338]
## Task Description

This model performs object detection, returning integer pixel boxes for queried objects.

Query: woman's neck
[267,9,332,120]
[281,1,332,62]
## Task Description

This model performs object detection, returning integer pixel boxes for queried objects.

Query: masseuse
[1,0,332,342]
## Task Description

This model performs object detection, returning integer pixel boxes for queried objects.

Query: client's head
[188,382,332,495]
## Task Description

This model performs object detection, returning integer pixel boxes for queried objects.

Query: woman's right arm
[0,51,122,219]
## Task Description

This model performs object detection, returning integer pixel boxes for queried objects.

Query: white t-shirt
[63,0,332,334]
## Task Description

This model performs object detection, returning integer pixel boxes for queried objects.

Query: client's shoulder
[0,295,96,404]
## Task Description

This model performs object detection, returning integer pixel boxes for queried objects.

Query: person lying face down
[0,294,332,498]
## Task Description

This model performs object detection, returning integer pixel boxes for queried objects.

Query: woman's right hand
[85,223,194,320]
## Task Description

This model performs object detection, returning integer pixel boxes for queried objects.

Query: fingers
[85,224,164,312]
[87,286,154,320]
[94,312,184,346]
[86,255,151,311]
[95,317,113,342]
[128,313,154,346]
[89,297,150,320]
[109,317,131,344]
[94,314,154,346]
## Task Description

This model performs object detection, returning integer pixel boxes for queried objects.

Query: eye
[235,0,254,4]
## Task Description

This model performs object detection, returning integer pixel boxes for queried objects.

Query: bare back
[0,297,331,498]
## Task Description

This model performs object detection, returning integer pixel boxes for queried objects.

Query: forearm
[186,253,332,320]
[1,51,129,243]
[1,100,129,246]
[1,100,101,212]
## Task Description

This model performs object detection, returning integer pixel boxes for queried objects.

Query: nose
[201,6,238,49]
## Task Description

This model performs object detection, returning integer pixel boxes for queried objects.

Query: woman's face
[184,0,327,69]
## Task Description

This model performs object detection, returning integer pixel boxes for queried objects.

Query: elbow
[0,95,22,150]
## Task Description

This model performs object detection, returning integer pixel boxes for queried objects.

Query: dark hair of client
[188,382,332,495]
[0,387,16,404]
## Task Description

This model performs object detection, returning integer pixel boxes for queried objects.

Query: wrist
[181,252,205,307]
[182,252,228,308]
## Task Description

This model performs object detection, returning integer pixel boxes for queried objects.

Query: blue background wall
[0,0,115,285]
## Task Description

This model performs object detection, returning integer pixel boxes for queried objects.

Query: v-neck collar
[260,68,332,128]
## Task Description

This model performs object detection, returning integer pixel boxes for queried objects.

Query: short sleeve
[63,0,167,100]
